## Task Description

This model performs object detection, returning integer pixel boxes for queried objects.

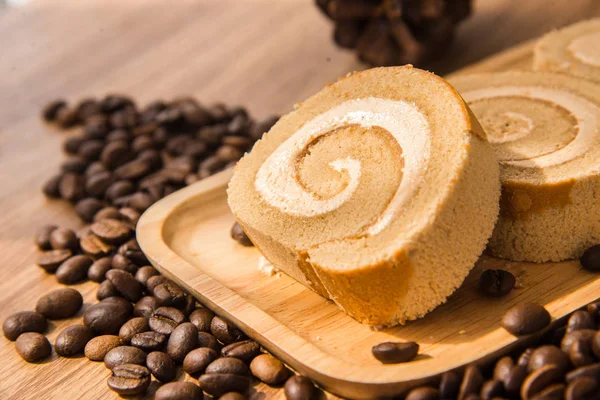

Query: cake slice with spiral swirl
[228,66,500,326]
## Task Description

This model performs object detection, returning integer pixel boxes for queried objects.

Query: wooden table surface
[1,1,600,399]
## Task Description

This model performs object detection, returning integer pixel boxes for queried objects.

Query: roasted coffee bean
[85,172,113,197]
[190,308,214,333]
[80,233,113,258]
[102,296,134,313]
[61,157,88,174]
[56,255,93,284]
[532,384,565,400]
[146,351,177,383]
[371,341,419,364]
[149,307,185,336]
[439,370,461,398]
[84,335,122,361]
[88,257,113,282]
[504,365,528,397]
[581,245,600,271]
[42,99,67,121]
[154,281,187,308]
[119,317,150,344]
[35,288,83,319]
[49,228,78,251]
[221,339,261,363]
[107,363,151,396]
[184,347,219,376]
[230,222,253,247]
[565,376,598,400]
[104,345,147,370]
[3,311,47,341]
[198,124,227,145]
[58,173,85,202]
[211,316,244,344]
[63,136,85,154]
[55,324,94,357]
[35,224,58,250]
[128,192,154,212]
[155,381,203,400]
[84,114,110,138]
[528,345,569,373]
[478,269,515,297]
[405,387,439,400]
[198,331,221,352]
[16,332,52,362]
[42,174,62,198]
[111,254,138,274]
[521,365,562,399]
[493,356,514,382]
[567,310,596,332]
[222,136,251,149]
[84,299,132,334]
[114,159,152,180]
[91,218,131,245]
[36,249,73,272]
[215,145,242,163]
[85,161,108,177]
[250,353,289,385]
[284,375,317,400]
[97,279,121,300]
[218,393,247,400]
[167,322,198,362]
[458,365,484,399]
[206,357,249,375]
[102,94,134,113]
[570,337,596,367]
[566,363,600,383]
[119,207,142,226]
[198,373,250,397]
[502,303,551,336]
[479,380,503,400]
[131,135,156,153]
[563,329,596,353]
[131,331,167,352]
[182,295,196,316]
[105,180,136,201]
[147,275,170,294]
[74,198,104,222]
[78,140,104,161]
[74,98,102,121]
[587,301,600,319]
[135,266,159,286]
[106,269,143,302]
[134,296,161,318]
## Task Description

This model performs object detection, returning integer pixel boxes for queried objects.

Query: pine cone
[316,0,472,67]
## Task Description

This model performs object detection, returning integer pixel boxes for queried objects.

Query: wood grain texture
[1,0,600,399]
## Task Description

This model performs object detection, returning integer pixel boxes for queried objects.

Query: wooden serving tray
[137,41,600,399]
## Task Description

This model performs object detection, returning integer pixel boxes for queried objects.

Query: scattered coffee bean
[458,365,483,399]
[36,249,73,272]
[528,345,569,373]
[146,351,177,383]
[35,224,58,250]
[569,337,595,367]
[198,331,221,352]
[111,253,138,274]
[119,317,150,344]
[371,341,419,364]
[42,174,62,198]
[189,308,214,333]
[504,365,528,397]
[198,373,250,397]
[104,345,147,370]
[61,157,88,174]
[566,363,600,383]
[84,299,132,334]
[230,222,253,246]
[167,322,198,362]
[15,332,52,362]
[567,310,596,333]
[49,228,78,251]
[74,197,104,222]
[532,383,565,399]
[502,303,551,336]
[80,233,113,258]
[221,339,261,363]
[55,325,94,357]
[149,307,185,335]
[493,356,514,382]
[147,275,170,294]
[87,257,113,282]
[3,311,47,341]
[518,348,534,367]
[56,254,93,284]
[211,316,244,344]
[105,180,135,200]
[85,335,122,361]
[134,296,161,318]
[183,347,219,376]
[479,380,503,400]
[439,370,461,398]
[97,279,121,300]
[284,375,317,400]
[91,218,131,245]
[85,171,113,197]
[105,269,143,302]
[218,393,247,400]
[35,288,83,319]
[562,329,596,353]
[155,381,203,400]
[206,357,249,375]
[405,387,439,400]
[131,331,167,352]
[250,353,289,385]
[478,269,516,297]
[42,99,67,121]
[521,364,562,399]
[580,245,600,271]
[154,281,187,308]
[135,266,159,286]
[565,376,598,400]
[94,206,122,222]
[107,363,151,396]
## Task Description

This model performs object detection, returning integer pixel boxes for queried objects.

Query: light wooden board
[137,40,600,399]
[2,0,600,399]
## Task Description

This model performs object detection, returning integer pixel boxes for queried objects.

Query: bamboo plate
[137,41,600,399]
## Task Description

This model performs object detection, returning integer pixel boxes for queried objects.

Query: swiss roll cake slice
[228,66,500,326]
[451,72,600,263]
[534,19,600,83]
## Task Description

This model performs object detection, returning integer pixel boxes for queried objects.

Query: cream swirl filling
[254,97,430,235]
[568,32,600,67]
[462,86,599,168]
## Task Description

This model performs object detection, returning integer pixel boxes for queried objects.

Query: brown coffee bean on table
[84,335,123,361]
[42,99,67,121]
[80,233,113,258]
[74,197,104,222]
[189,308,214,333]
[147,275,170,294]
[3,311,48,341]
[566,376,598,400]
[206,357,249,376]
[96,279,121,300]
[87,257,113,282]
[111,253,138,274]
[55,325,94,357]
[562,329,596,353]
[149,306,185,336]
[134,296,161,318]
[131,331,167,352]
[35,224,58,250]
[154,281,187,308]
[167,322,198,362]
[105,269,143,302]
[570,337,596,367]
[405,387,439,400]
[135,266,159,286]
[105,180,136,201]
[146,351,177,383]
[183,347,219,376]
[521,364,562,399]
[566,310,596,332]
[478,269,516,297]
[371,341,419,364]
[198,373,250,397]
[61,157,88,174]
[580,245,600,271]
[104,345,147,370]
[230,222,253,247]
[493,356,514,382]
[84,299,132,335]
[284,375,317,400]
[221,339,261,363]
[502,303,551,336]
[211,316,244,344]
[15,332,52,362]
[107,363,151,396]
[42,174,62,198]
[439,370,460,398]
[56,254,93,284]
[36,249,73,273]
[198,331,221,352]
[91,218,131,245]
[35,288,83,319]
[457,365,483,399]
[533,383,565,399]
[250,353,289,385]
[49,228,78,251]
[527,345,569,373]
[155,381,203,400]
[218,392,247,400]
[58,173,85,202]
[566,363,600,383]
[119,317,149,344]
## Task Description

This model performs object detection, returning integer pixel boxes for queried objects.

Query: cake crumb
[258,255,280,277]
[458,330,466,335]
